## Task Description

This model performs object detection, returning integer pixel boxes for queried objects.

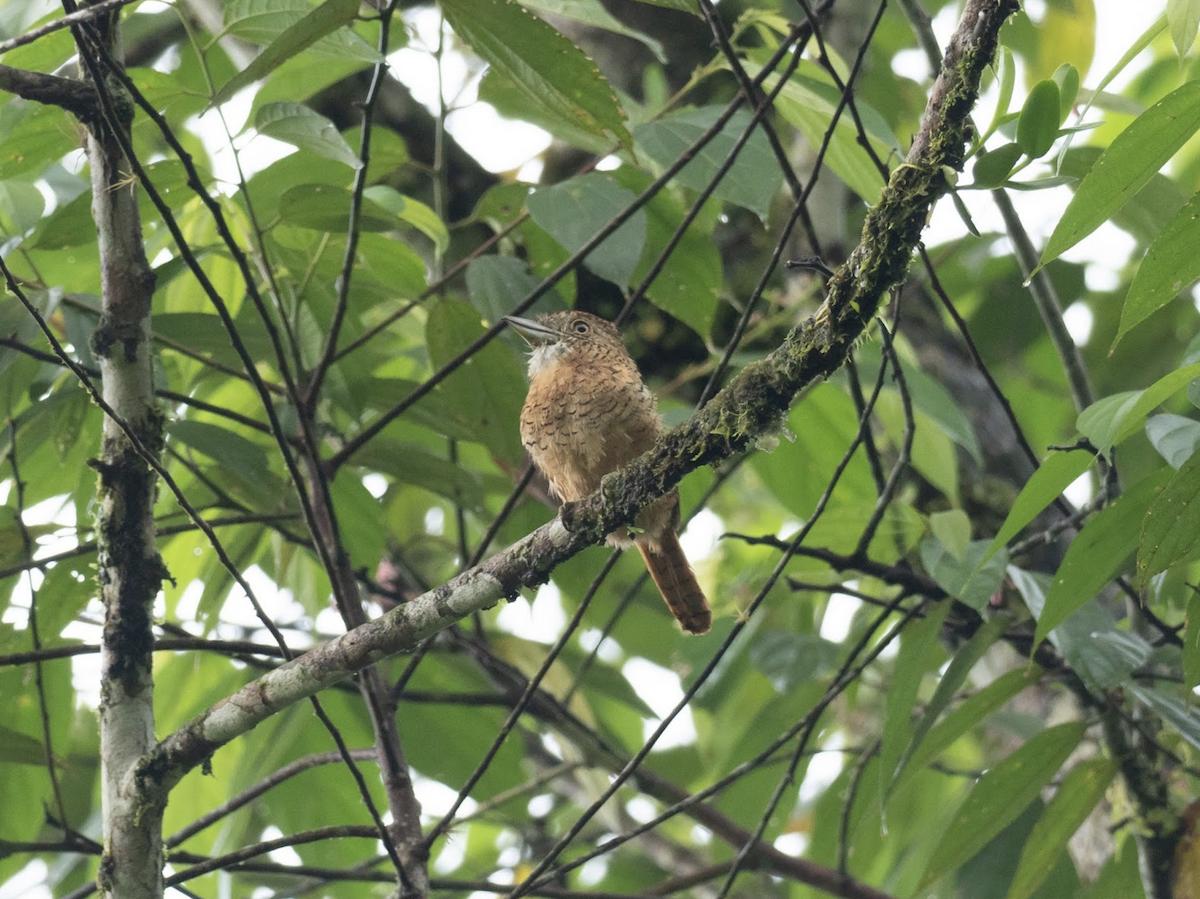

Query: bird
[503,310,711,635]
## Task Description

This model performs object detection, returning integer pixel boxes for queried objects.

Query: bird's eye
[572,320,590,334]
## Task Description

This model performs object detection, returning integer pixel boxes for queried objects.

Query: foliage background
[3,0,1200,898]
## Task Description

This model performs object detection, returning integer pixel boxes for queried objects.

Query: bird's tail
[637,531,711,635]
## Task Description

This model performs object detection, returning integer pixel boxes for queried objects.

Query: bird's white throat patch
[526,340,570,378]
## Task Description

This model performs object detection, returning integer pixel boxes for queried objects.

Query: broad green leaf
[0,103,76,179]
[633,108,782,218]
[615,166,720,337]
[520,0,666,62]
[353,440,491,512]
[920,722,1086,888]
[1042,81,1200,266]
[1036,470,1170,646]
[750,384,878,517]
[1010,566,1151,693]
[1128,683,1200,751]
[1114,191,1200,347]
[330,470,386,569]
[1186,592,1200,689]
[0,180,44,233]
[930,509,971,560]
[1146,413,1200,468]
[277,184,398,233]
[441,0,630,150]
[887,612,1008,805]
[362,186,450,255]
[1169,0,1200,54]
[0,726,48,765]
[809,501,928,558]
[1052,64,1081,119]
[466,255,552,327]
[985,450,1093,561]
[1137,447,1200,587]
[1030,0,1094,84]
[621,0,697,12]
[920,539,1008,611]
[214,0,370,106]
[478,69,614,155]
[880,601,952,822]
[972,142,1023,188]
[1017,80,1062,158]
[254,102,361,168]
[748,632,838,693]
[1005,757,1117,899]
[1078,361,1200,453]
[526,173,646,289]
[1058,147,1187,245]
[168,420,281,506]
[425,298,527,464]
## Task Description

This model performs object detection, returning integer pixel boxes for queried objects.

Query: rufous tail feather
[637,532,711,635]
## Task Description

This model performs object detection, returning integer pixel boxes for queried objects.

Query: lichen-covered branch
[68,10,167,899]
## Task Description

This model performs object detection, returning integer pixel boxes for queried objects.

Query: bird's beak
[503,315,557,346]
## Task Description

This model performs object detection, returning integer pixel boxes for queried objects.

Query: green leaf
[425,298,527,464]
[972,142,1024,188]
[526,173,646,288]
[0,180,44,233]
[214,0,371,107]
[0,103,77,180]
[930,509,972,560]
[633,108,782,218]
[746,60,895,203]
[1168,0,1200,54]
[1042,80,1200,266]
[168,420,282,507]
[441,0,631,150]
[920,539,1008,611]
[1005,757,1117,899]
[614,166,720,337]
[621,0,697,12]
[278,184,397,232]
[1137,447,1200,587]
[1017,80,1062,158]
[985,449,1093,561]
[856,346,983,466]
[989,49,1017,136]
[254,101,361,168]
[748,632,839,693]
[886,612,1007,810]
[1036,470,1170,646]
[1078,361,1200,453]
[1128,683,1200,751]
[920,722,1086,889]
[880,601,952,822]
[362,186,450,255]
[1010,567,1151,692]
[466,255,551,326]
[900,666,1041,790]
[1113,191,1200,347]
[1185,592,1200,689]
[1146,413,1200,468]
[520,0,666,62]
[1052,64,1081,119]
